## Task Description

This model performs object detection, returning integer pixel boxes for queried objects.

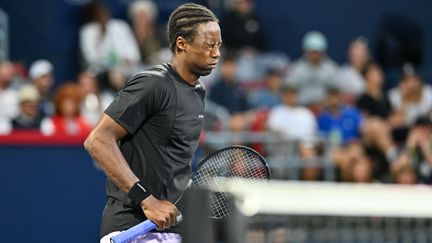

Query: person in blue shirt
[248,68,283,110]
[317,86,363,146]
[317,86,370,182]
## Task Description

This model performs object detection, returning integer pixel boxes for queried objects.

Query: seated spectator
[286,31,339,107]
[336,37,371,99]
[347,158,373,183]
[78,69,114,126]
[248,68,283,110]
[209,54,249,114]
[392,117,432,184]
[388,72,432,127]
[357,62,397,122]
[209,54,252,132]
[392,164,417,185]
[12,85,43,130]
[0,60,19,134]
[79,1,140,68]
[9,62,28,90]
[317,87,366,181]
[318,87,363,146]
[29,59,55,117]
[41,83,92,136]
[356,62,399,170]
[267,84,318,180]
[221,0,265,52]
[128,0,167,65]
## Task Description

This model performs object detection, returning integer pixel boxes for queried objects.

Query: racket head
[191,145,271,219]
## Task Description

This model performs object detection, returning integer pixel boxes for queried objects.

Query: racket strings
[191,148,269,219]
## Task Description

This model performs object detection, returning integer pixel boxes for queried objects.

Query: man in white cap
[29,59,54,116]
[286,31,339,107]
[11,84,43,130]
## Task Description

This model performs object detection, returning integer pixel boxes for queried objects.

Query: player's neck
[169,57,199,85]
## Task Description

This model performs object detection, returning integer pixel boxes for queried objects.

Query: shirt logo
[198,115,204,119]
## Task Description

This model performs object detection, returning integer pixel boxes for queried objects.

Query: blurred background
[1,0,432,242]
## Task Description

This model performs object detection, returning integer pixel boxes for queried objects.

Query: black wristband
[128,181,151,208]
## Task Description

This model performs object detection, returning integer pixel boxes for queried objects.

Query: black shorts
[100,197,181,239]
[100,197,145,238]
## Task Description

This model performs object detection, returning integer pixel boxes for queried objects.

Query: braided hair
[167,3,218,53]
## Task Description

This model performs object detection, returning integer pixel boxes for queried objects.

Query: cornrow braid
[167,3,218,53]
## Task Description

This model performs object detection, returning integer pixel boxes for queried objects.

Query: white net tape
[214,180,432,243]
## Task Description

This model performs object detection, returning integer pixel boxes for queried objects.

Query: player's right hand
[140,195,179,230]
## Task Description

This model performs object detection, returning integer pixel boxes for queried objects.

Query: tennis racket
[110,145,271,243]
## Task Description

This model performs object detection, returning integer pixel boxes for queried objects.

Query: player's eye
[205,42,222,51]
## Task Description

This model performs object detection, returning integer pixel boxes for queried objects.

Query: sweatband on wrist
[128,181,151,207]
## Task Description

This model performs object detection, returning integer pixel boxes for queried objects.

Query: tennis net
[217,180,432,243]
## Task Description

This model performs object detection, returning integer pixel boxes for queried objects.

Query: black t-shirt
[356,93,392,119]
[105,63,205,206]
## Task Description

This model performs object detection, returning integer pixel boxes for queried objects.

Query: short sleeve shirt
[356,93,392,119]
[317,106,363,145]
[104,63,205,206]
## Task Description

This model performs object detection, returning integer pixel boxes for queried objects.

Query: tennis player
[84,3,221,242]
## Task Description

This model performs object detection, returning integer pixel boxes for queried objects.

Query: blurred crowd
[1,0,430,185]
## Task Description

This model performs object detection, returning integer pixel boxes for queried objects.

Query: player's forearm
[84,132,138,192]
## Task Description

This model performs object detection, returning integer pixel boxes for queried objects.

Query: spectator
[128,0,167,65]
[208,54,249,114]
[79,1,140,68]
[356,62,399,168]
[317,87,365,181]
[318,87,363,146]
[78,69,114,126]
[29,59,55,117]
[286,31,339,106]
[336,37,371,99]
[248,68,283,110]
[356,62,395,121]
[267,84,318,180]
[0,60,19,134]
[347,159,373,183]
[388,73,432,126]
[392,164,417,185]
[392,117,432,184]
[11,85,43,130]
[41,83,92,136]
[221,0,265,51]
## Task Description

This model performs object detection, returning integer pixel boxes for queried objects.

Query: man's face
[365,66,383,88]
[95,6,109,24]
[35,74,53,96]
[305,50,323,65]
[326,92,341,109]
[403,75,421,93]
[266,73,283,92]
[282,90,297,106]
[21,100,39,117]
[349,41,369,69]
[221,60,236,82]
[0,61,15,87]
[185,21,222,77]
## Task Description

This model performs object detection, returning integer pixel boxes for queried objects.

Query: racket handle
[110,214,183,243]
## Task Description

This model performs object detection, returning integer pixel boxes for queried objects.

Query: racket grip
[110,214,183,243]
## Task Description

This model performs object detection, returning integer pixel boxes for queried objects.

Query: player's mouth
[208,62,218,69]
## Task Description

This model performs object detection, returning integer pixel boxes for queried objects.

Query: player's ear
[176,36,187,53]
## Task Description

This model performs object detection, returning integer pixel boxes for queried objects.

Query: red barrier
[0,130,89,146]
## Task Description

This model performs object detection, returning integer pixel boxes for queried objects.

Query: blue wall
[255,0,432,62]
[1,145,106,243]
